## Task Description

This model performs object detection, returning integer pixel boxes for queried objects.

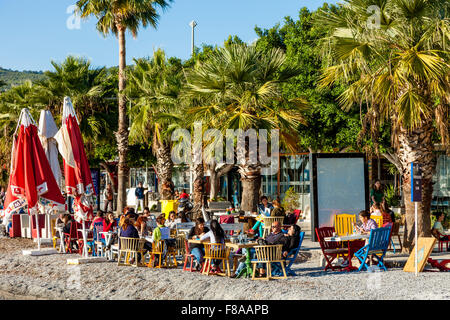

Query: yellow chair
[251,244,287,280]
[370,215,383,228]
[50,219,58,249]
[334,214,356,236]
[117,237,146,267]
[262,216,285,238]
[148,240,165,268]
[202,243,231,276]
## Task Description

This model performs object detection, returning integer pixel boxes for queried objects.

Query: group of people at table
[55,195,302,278]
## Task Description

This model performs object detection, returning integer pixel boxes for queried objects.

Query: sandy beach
[0,236,449,300]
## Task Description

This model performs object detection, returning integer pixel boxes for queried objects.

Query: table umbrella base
[67,257,107,265]
[22,248,58,256]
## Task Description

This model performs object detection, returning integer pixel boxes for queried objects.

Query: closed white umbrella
[38,110,64,239]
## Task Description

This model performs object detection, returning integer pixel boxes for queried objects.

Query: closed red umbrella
[55,97,96,257]
[3,109,65,249]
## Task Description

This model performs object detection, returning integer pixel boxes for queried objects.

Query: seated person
[381,200,396,223]
[135,215,149,238]
[432,212,449,244]
[249,196,274,237]
[200,220,226,273]
[353,210,378,235]
[188,217,210,270]
[103,212,117,232]
[370,202,382,216]
[119,215,152,263]
[232,221,287,278]
[282,225,302,259]
[270,200,285,217]
[89,211,105,230]
[164,211,178,229]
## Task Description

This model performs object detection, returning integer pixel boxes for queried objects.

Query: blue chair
[284,231,305,276]
[90,221,105,257]
[271,231,305,277]
[354,227,391,271]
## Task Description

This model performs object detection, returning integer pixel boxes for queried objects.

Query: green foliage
[384,184,401,207]
[0,67,45,91]
[254,5,363,152]
[281,187,301,213]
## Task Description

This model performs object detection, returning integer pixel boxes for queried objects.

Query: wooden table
[324,234,369,271]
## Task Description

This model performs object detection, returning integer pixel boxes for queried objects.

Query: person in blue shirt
[248,196,274,237]
[135,182,145,213]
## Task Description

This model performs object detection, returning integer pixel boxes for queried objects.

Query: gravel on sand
[0,238,449,300]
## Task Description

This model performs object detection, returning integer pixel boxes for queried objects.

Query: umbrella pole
[35,212,41,251]
[82,220,88,258]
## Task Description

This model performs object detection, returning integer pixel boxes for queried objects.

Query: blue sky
[0,0,336,72]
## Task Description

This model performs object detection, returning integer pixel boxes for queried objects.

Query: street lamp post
[189,20,197,56]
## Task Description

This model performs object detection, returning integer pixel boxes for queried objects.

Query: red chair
[435,231,450,252]
[315,227,348,271]
[220,215,235,235]
[183,239,200,272]
[64,221,79,254]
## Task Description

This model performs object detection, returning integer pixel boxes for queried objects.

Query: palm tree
[76,0,173,214]
[35,56,116,158]
[186,43,308,212]
[126,50,184,200]
[317,0,449,251]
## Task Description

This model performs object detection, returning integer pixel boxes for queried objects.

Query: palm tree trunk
[396,121,435,252]
[192,162,204,220]
[115,25,129,215]
[208,163,234,200]
[239,164,261,212]
[156,142,174,200]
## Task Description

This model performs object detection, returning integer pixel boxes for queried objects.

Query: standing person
[135,182,145,213]
[370,180,384,206]
[103,183,114,212]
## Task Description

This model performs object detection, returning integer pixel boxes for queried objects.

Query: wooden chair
[50,218,58,249]
[262,216,285,237]
[202,243,231,276]
[147,240,165,268]
[388,222,402,253]
[354,227,391,271]
[175,234,186,257]
[334,214,356,236]
[117,237,146,267]
[63,221,79,254]
[315,227,349,271]
[183,239,198,272]
[251,244,287,280]
[370,215,383,228]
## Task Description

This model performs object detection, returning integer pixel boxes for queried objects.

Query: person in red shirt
[179,189,189,200]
